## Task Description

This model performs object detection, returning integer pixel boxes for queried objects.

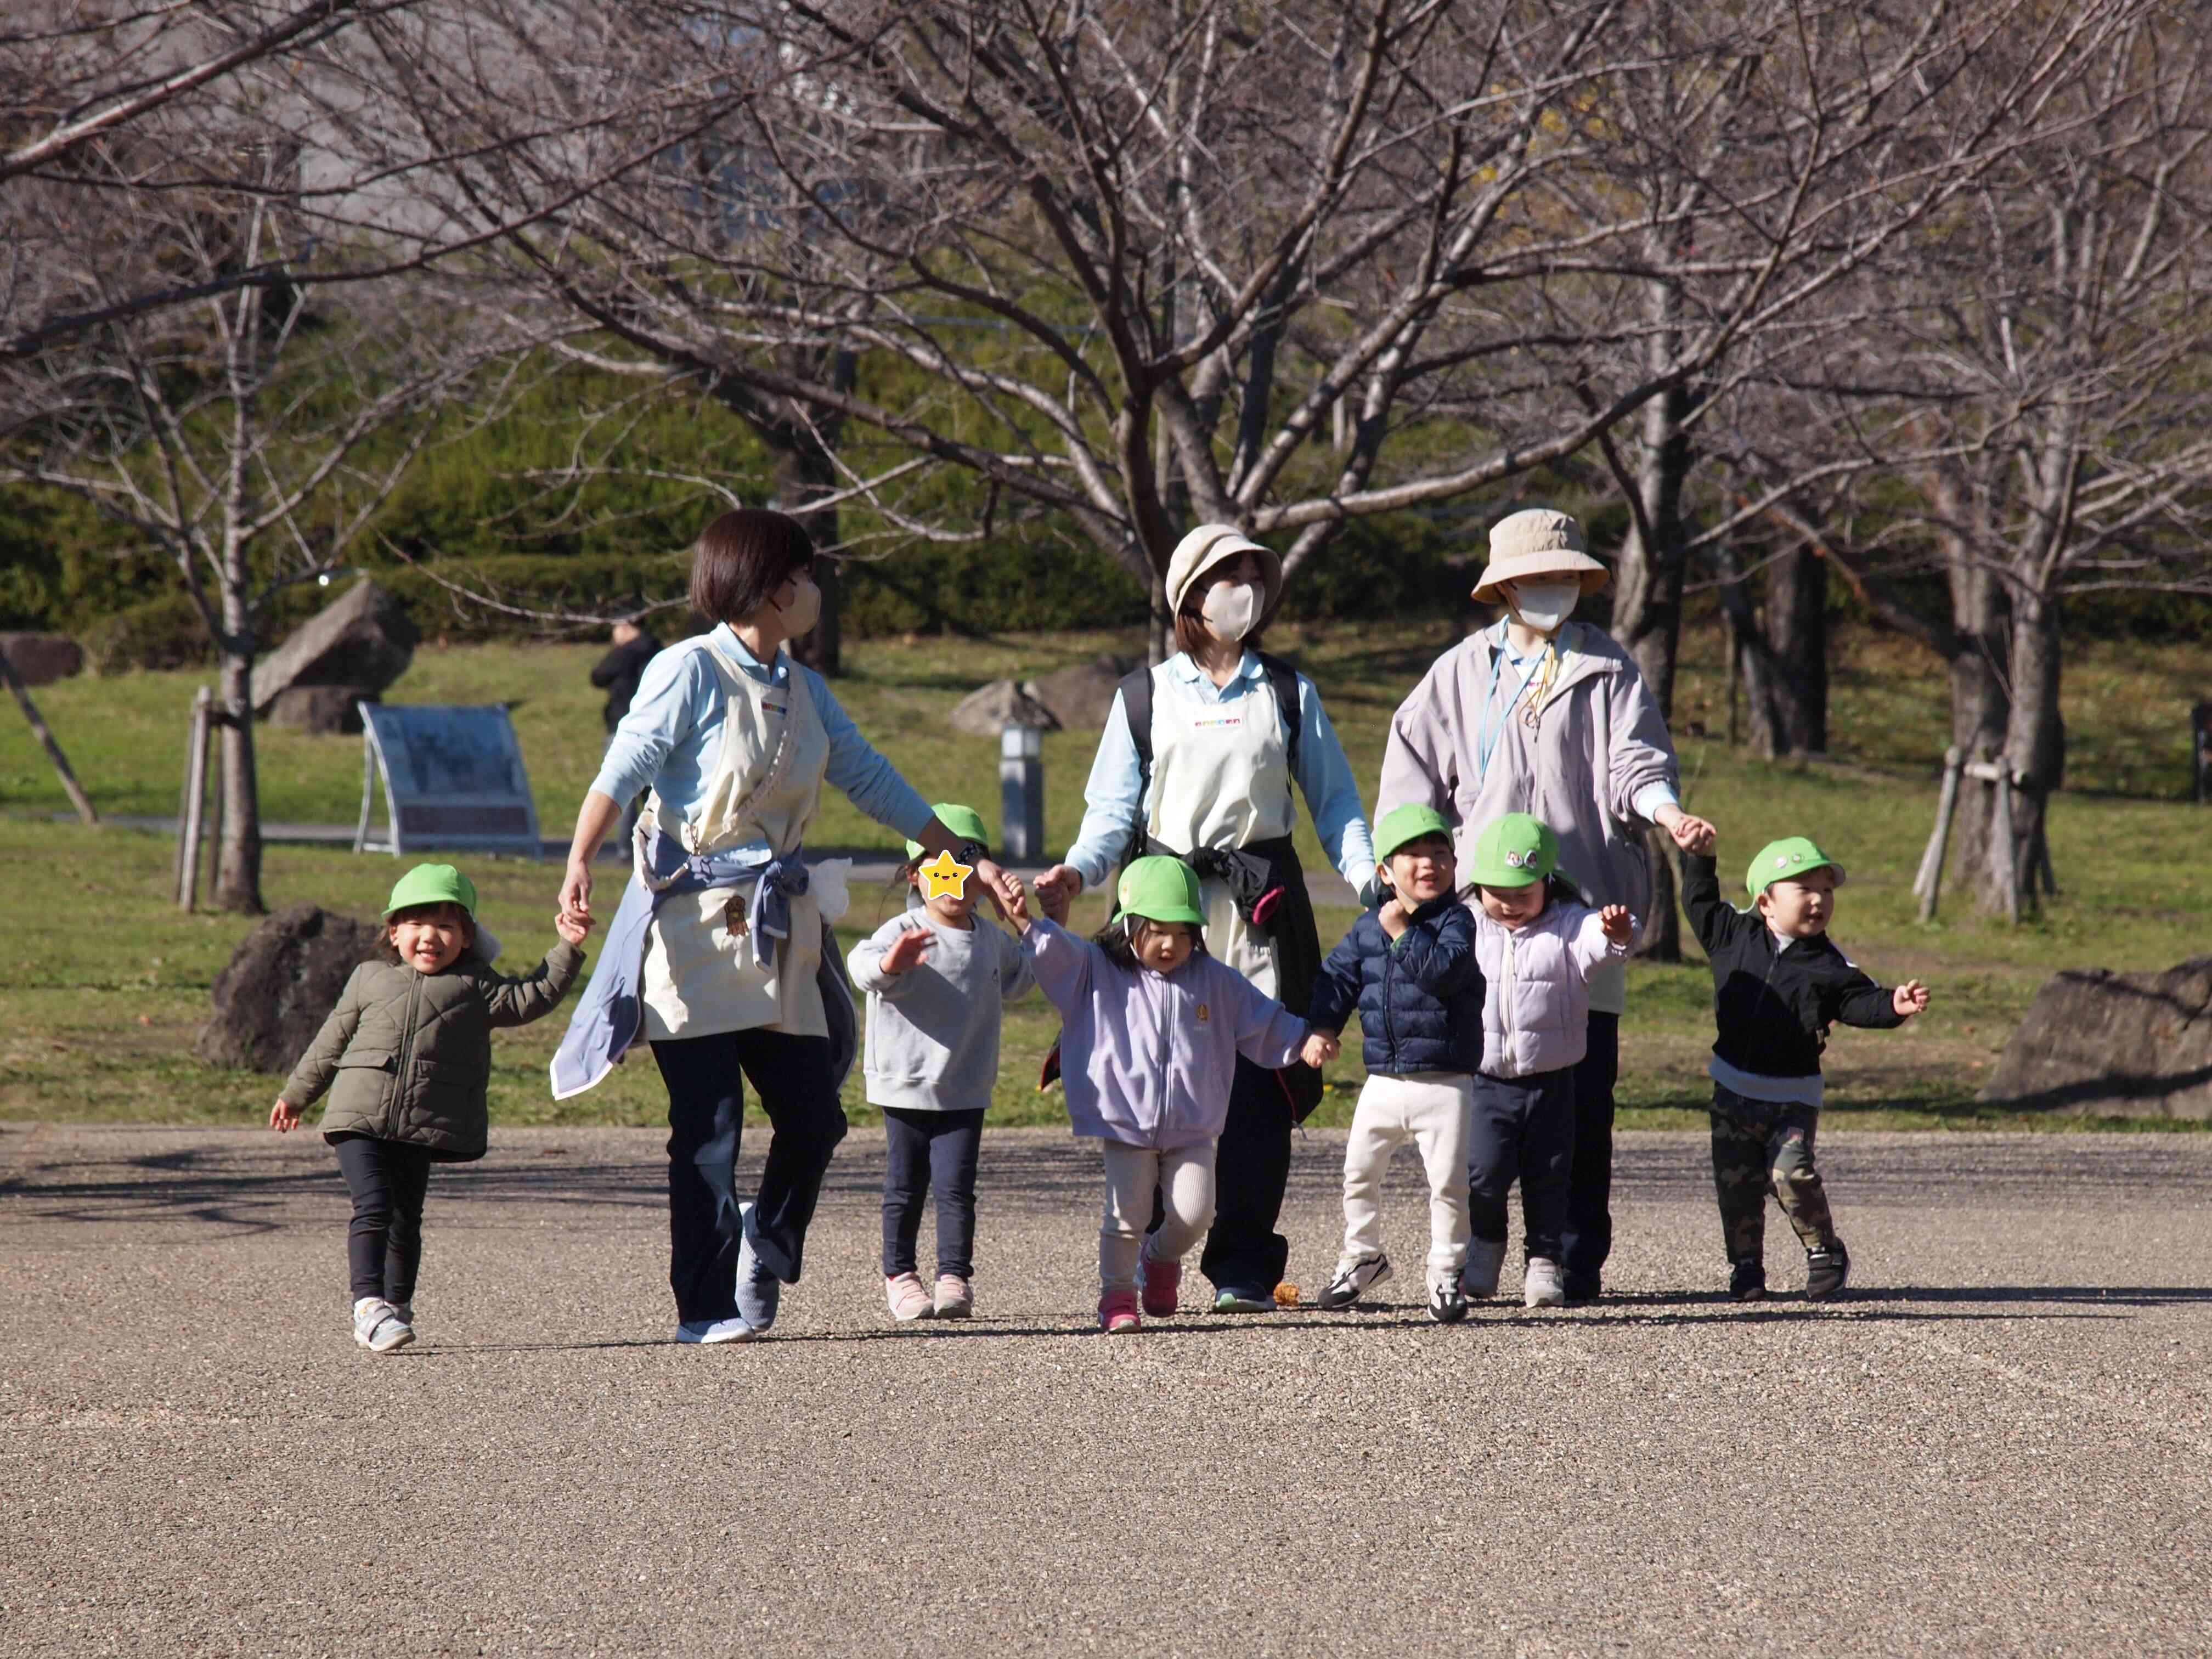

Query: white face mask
[774,573,822,636]
[1505,580,1578,635]
[1199,578,1262,640]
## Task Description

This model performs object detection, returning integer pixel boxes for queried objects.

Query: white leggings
[1341,1071,1474,1281]
[1098,1139,1218,1293]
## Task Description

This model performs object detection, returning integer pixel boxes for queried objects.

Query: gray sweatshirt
[847,897,1035,1114]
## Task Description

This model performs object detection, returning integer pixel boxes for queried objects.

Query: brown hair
[687,508,816,625]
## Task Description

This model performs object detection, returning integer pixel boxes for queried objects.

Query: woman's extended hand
[972,856,1016,921]
[1032,864,1084,922]
[558,859,594,930]
[1653,803,1716,854]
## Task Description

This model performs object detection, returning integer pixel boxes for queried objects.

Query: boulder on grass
[269,685,380,735]
[1979,957,2212,1120]
[0,633,84,686]
[1024,653,1141,731]
[249,579,418,713]
[195,904,385,1074]
[949,679,1059,738]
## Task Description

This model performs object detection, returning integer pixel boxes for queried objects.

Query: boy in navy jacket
[1681,830,1929,1301]
[1305,805,1483,1322]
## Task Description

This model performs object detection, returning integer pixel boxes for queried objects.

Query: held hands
[1376,897,1409,940]
[971,856,1016,922]
[1301,1030,1342,1068]
[1599,904,1635,946]
[1033,864,1082,922]
[558,859,593,932]
[1893,979,1931,1018]
[555,907,591,946]
[269,1098,301,1133]
[997,871,1035,933]
[1654,804,1717,855]
[880,927,934,974]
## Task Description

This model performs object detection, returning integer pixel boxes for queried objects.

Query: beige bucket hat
[1165,523,1284,618]
[1470,508,1611,605]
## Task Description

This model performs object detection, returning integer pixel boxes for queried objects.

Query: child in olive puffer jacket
[272,864,586,1352]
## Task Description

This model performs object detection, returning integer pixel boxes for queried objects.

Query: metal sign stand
[354,702,541,859]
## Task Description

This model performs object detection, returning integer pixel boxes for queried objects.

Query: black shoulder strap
[1118,665,1155,865]
[1256,651,1302,775]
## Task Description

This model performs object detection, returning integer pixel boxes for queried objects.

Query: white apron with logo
[637,645,832,1042]
[1143,659,1296,998]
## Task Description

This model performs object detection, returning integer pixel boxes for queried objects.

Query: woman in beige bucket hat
[1377,507,1713,1304]
[1034,523,1377,1311]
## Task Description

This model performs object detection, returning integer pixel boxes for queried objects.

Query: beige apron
[1143,663,1296,998]
[637,645,833,1042]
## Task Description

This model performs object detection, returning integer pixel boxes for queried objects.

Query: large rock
[1980,957,2212,1120]
[195,904,385,1074]
[249,580,418,713]
[0,632,83,686]
[1024,652,1140,731]
[269,684,380,735]
[949,679,1059,738]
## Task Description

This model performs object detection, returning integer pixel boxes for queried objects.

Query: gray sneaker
[352,1297,414,1353]
[1460,1238,1506,1300]
[735,1202,780,1332]
[1315,1254,1393,1310]
[1522,1256,1566,1309]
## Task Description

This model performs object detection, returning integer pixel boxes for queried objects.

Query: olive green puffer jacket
[281,941,584,1160]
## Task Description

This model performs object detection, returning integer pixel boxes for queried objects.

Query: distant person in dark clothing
[591,621,659,850]
[591,620,661,732]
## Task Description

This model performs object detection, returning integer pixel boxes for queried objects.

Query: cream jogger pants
[1340,1071,1474,1282]
[1098,1139,1217,1293]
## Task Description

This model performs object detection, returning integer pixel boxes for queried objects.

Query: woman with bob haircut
[1033,523,1375,1314]
[551,507,1014,1344]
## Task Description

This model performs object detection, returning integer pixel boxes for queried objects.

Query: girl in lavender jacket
[1002,856,1316,1334]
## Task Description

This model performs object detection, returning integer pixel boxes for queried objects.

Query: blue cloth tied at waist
[549,828,855,1101]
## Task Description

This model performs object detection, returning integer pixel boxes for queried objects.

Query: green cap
[1116,855,1206,927]
[905,803,991,861]
[1466,813,1558,888]
[383,862,477,919]
[1746,836,1847,898]
[1374,803,1455,863]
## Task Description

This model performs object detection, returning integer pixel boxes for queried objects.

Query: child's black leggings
[332,1135,435,1304]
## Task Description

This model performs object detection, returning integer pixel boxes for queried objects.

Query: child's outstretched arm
[1830,966,1920,1030]
[273,967,369,1131]
[1015,913,1094,1015]
[1679,848,1754,957]
[1226,968,1310,1071]
[481,938,586,1027]
[849,922,933,994]
[1568,905,1634,980]
[1307,921,1364,1035]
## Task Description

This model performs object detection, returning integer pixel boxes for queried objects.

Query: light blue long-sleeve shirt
[589,624,933,851]
[1062,652,1376,895]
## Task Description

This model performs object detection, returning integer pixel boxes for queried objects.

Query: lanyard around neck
[1474,621,1556,786]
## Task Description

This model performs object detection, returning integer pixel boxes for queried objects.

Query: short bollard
[1000,723,1045,861]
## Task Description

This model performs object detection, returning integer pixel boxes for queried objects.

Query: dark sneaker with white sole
[1804,1245,1850,1300]
[1314,1254,1392,1310]
[1427,1279,1469,1324]
[1729,1259,1768,1302]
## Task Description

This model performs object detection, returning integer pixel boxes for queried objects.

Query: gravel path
[5,1124,2210,1656]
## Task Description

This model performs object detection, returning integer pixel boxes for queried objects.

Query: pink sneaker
[1138,1256,1181,1318]
[1096,1287,1142,1334]
[932,1273,973,1319]
[885,1272,935,1323]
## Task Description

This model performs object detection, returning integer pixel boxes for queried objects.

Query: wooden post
[1991,768,2020,926]
[0,648,98,826]
[1914,747,1963,922]
[177,687,212,911]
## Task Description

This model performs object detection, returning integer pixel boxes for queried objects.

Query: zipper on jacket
[1380,923,1401,1069]
[390,967,422,1127]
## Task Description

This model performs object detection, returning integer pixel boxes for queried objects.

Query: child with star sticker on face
[847,805,1035,1323]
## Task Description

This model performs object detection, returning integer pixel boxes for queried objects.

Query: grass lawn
[3,618,2207,1133]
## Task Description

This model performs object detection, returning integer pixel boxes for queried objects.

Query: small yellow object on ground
[1274,1283,1300,1307]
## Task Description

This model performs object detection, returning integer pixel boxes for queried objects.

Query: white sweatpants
[1098,1139,1218,1293]
[1340,1071,1474,1282]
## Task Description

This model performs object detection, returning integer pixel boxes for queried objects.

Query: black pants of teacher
[650,1028,848,1324]
[1525,1010,1618,1294]
[1196,1056,1294,1294]
[332,1134,435,1305]
[881,1107,984,1280]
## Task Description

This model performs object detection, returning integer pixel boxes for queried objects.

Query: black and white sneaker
[1729,1259,1767,1302]
[1804,1244,1850,1300]
[1427,1279,1469,1324]
[1314,1254,1392,1310]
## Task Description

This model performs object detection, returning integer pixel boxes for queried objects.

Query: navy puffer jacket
[1308,894,1482,1076]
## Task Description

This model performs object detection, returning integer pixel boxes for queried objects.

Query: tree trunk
[1640,826,1681,963]
[772,433,843,676]
[1943,542,2011,905]
[1989,590,2064,916]
[1610,379,1694,723]
[1764,542,1827,754]
[1710,540,1787,758]
[211,587,264,914]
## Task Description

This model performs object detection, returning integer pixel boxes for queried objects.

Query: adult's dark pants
[332,1134,435,1305]
[1196,1056,1294,1294]
[1526,1010,1619,1294]
[881,1107,985,1280]
[650,1028,848,1324]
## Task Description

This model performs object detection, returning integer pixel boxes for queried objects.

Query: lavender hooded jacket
[1022,917,1309,1150]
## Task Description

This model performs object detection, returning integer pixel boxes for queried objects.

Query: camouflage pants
[1709,1085,1839,1264]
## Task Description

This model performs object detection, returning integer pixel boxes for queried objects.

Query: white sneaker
[1460,1238,1506,1300]
[1314,1254,1392,1310]
[932,1274,974,1319]
[675,1316,756,1344]
[885,1272,935,1322]
[352,1297,414,1353]
[1523,1256,1566,1309]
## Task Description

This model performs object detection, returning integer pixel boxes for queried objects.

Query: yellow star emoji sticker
[916,849,973,902]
